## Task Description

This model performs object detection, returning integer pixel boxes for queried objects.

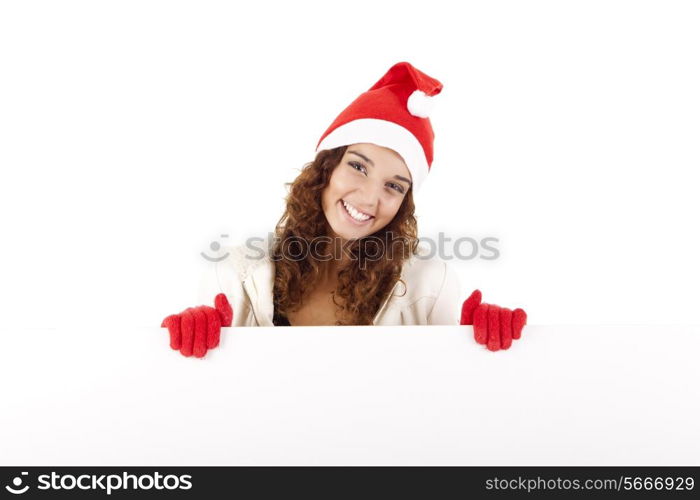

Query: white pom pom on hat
[407,89,436,118]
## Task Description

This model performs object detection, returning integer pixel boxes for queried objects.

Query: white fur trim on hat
[316,118,429,192]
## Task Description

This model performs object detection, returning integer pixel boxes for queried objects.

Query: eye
[387,182,405,194]
[349,161,367,175]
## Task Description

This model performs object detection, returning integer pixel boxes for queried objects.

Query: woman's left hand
[460,290,527,351]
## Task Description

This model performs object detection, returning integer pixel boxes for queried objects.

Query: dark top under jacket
[273,308,291,326]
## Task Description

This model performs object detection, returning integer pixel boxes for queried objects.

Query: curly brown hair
[271,145,419,325]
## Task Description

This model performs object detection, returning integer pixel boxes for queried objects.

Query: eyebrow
[348,150,413,188]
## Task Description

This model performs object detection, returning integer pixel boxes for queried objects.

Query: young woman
[161,62,527,358]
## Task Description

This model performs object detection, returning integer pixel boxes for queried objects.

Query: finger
[512,308,527,340]
[191,307,208,359]
[473,303,489,344]
[179,308,195,357]
[215,293,233,327]
[161,314,182,350]
[203,306,221,349]
[487,305,501,352]
[460,289,482,325]
[499,307,513,350]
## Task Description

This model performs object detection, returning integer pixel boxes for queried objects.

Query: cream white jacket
[197,242,463,326]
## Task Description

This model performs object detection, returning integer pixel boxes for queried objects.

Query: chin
[333,227,366,240]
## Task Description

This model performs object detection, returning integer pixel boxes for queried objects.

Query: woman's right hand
[160,293,233,358]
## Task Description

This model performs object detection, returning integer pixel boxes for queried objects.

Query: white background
[1,1,699,468]
[1,0,699,327]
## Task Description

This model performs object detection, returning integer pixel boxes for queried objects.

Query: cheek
[380,197,404,221]
[331,169,359,192]
[328,174,360,203]
[323,171,350,210]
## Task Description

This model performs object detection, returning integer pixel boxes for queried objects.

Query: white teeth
[342,200,371,221]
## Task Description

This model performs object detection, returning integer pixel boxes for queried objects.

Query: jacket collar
[242,259,275,327]
[371,280,401,324]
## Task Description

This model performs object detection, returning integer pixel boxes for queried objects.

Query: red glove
[160,293,233,358]
[460,289,527,351]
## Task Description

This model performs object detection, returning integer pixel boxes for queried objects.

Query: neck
[316,237,353,286]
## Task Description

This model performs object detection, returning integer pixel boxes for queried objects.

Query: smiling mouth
[340,199,374,224]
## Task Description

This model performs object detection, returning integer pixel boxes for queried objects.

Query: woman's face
[321,143,412,240]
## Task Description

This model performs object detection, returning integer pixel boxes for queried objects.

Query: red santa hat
[316,61,443,192]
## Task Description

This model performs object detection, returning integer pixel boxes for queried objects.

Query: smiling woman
[269,60,450,329]
[161,61,528,358]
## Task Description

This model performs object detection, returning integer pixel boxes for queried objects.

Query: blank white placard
[1,325,698,465]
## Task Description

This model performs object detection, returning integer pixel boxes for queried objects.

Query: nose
[356,181,382,214]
